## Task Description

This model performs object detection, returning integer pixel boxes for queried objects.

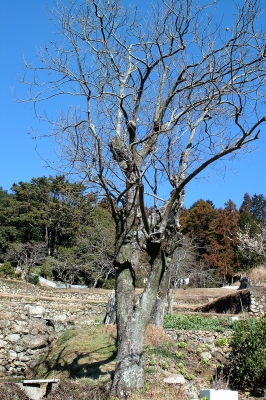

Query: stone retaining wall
[196,287,266,316]
[0,279,110,379]
[249,288,266,316]
[165,328,233,367]
[0,279,265,379]
[0,316,55,379]
[0,279,109,302]
[0,297,106,326]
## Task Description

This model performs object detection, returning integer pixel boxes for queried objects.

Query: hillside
[0,279,265,399]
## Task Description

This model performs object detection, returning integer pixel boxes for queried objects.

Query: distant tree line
[0,176,265,287]
[0,176,115,287]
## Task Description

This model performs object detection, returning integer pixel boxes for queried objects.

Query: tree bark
[149,257,171,326]
[111,242,164,398]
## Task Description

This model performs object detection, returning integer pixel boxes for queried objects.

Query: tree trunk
[167,283,178,315]
[149,267,170,327]
[111,241,164,399]
[149,296,165,326]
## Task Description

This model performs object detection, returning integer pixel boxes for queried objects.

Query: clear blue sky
[1,0,266,210]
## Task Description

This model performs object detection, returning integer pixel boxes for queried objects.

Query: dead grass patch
[0,382,29,400]
[144,324,171,347]
[249,265,266,283]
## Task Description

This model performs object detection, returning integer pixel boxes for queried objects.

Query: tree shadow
[43,344,117,380]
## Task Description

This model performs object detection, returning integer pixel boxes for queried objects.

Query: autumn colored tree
[204,200,240,279]
[180,199,218,254]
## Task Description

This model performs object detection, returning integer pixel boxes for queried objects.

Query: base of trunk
[111,353,144,399]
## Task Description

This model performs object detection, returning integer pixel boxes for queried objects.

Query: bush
[27,274,40,285]
[229,316,266,394]
[0,261,15,278]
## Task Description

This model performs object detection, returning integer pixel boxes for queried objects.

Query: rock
[186,382,199,399]
[5,333,21,343]
[0,319,10,328]
[13,361,27,367]
[11,321,29,334]
[27,306,45,317]
[0,339,7,348]
[163,374,186,384]
[201,351,212,360]
[19,353,31,362]
[213,351,227,365]
[24,335,49,349]
[8,350,18,361]
[53,314,67,323]
[17,384,43,400]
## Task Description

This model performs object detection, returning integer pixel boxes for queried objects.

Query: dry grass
[249,265,266,284]
[0,382,29,400]
[46,379,109,400]
[131,379,189,400]
[144,324,171,347]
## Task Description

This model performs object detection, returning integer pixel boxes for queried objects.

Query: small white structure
[221,285,239,290]
[177,276,190,287]
[200,389,238,400]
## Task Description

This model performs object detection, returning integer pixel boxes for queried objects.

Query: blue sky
[1,0,266,210]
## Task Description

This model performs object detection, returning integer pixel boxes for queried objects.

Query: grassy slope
[32,324,235,400]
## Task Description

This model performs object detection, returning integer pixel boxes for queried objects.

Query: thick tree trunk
[111,314,146,398]
[110,241,164,399]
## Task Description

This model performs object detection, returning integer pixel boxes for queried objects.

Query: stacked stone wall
[0,279,265,380]
[0,279,109,302]
[0,315,55,379]
[249,288,266,316]
[0,279,110,379]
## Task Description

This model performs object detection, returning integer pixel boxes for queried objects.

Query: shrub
[0,261,15,278]
[161,360,169,370]
[229,316,266,394]
[215,337,230,347]
[177,341,187,348]
[175,351,183,358]
[27,273,39,285]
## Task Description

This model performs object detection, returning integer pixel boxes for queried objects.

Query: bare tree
[77,216,115,287]
[20,0,266,397]
[237,223,266,258]
[166,236,197,314]
[50,254,83,287]
[5,242,47,279]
